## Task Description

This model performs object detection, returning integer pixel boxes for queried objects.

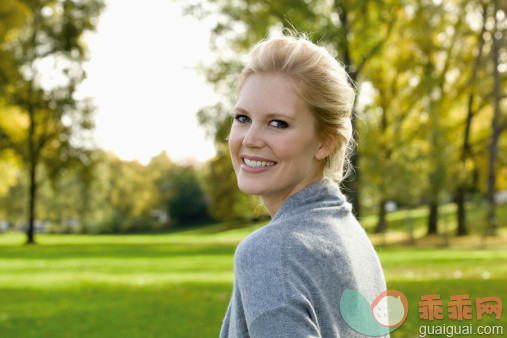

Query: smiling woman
[229,73,328,216]
[220,34,388,338]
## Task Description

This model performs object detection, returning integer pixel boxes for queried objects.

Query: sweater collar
[270,177,347,223]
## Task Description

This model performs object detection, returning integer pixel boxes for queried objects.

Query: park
[0,0,505,337]
[1,203,505,337]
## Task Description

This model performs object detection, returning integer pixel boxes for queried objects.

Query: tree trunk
[455,3,487,236]
[340,121,361,221]
[25,16,38,245]
[486,0,501,236]
[376,198,387,234]
[344,126,361,218]
[376,97,389,234]
[26,99,38,245]
[455,185,468,236]
[340,92,360,219]
[26,98,37,245]
[336,4,361,219]
[26,159,37,244]
[427,200,438,235]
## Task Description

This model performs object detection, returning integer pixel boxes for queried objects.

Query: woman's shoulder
[233,196,370,274]
[233,220,285,267]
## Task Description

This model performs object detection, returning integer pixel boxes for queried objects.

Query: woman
[220,35,388,337]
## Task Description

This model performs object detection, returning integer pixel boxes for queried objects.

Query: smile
[240,157,277,173]
[244,158,276,167]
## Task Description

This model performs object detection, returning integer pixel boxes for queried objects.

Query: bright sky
[79,0,218,165]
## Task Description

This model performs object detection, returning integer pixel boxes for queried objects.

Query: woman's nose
[242,124,264,148]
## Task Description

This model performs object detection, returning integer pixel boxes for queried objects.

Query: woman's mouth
[244,158,276,167]
[241,157,277,173]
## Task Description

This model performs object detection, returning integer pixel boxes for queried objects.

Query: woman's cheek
[277,134,313,160]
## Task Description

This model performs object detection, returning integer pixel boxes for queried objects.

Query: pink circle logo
[371,289,409,328]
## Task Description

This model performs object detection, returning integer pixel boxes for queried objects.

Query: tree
[404,0,471,235]
[103,155,158,233]
[0,1,28,96]
[454,0,489,236]
[167,165,210,225]
[0,0,104,244]
[147,150,177,226]
[359,3,427,233]
[486,0,507,235]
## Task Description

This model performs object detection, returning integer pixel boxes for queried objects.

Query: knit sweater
[219,177,388,337]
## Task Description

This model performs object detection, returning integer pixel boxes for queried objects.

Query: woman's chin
[238,185,261,196]
[237,180,266,196]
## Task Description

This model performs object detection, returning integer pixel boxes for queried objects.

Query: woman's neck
[261,172,325,218]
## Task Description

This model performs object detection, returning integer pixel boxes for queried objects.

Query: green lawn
[0,221,505,337]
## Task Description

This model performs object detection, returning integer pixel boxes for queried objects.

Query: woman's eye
[270,120,288,128]
[235,115,250,123]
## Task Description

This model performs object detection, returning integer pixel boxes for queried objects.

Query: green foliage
[202,148,263,222]
[184,0,506,233]
[0,147,220,234]
[167,165,211,225]
[78,151,162,233]
[0,0,105,243]
[2,0,105,163]
[0,1,29,97]
[1,0,504,237]
[0,1,29,42]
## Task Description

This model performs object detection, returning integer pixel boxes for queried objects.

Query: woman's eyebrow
[234,107,294,121]
[234,107,249,115]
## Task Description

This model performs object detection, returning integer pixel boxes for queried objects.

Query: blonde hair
[236,34,356,183]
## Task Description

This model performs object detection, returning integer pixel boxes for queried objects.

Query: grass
[0,207,506,337]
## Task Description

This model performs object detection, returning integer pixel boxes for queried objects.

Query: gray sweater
[219,177,388,337]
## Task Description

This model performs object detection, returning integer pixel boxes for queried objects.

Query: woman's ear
[315,133,340,161]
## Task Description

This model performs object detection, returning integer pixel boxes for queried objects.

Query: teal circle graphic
[340,289,402,336]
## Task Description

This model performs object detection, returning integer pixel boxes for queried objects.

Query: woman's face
[228,73,328,201]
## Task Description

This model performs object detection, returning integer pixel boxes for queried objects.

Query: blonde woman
[220,34,387,337]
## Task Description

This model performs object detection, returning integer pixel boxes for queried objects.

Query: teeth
[244,158,275,168]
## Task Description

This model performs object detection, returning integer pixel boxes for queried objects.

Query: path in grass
[0,223,505,337]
